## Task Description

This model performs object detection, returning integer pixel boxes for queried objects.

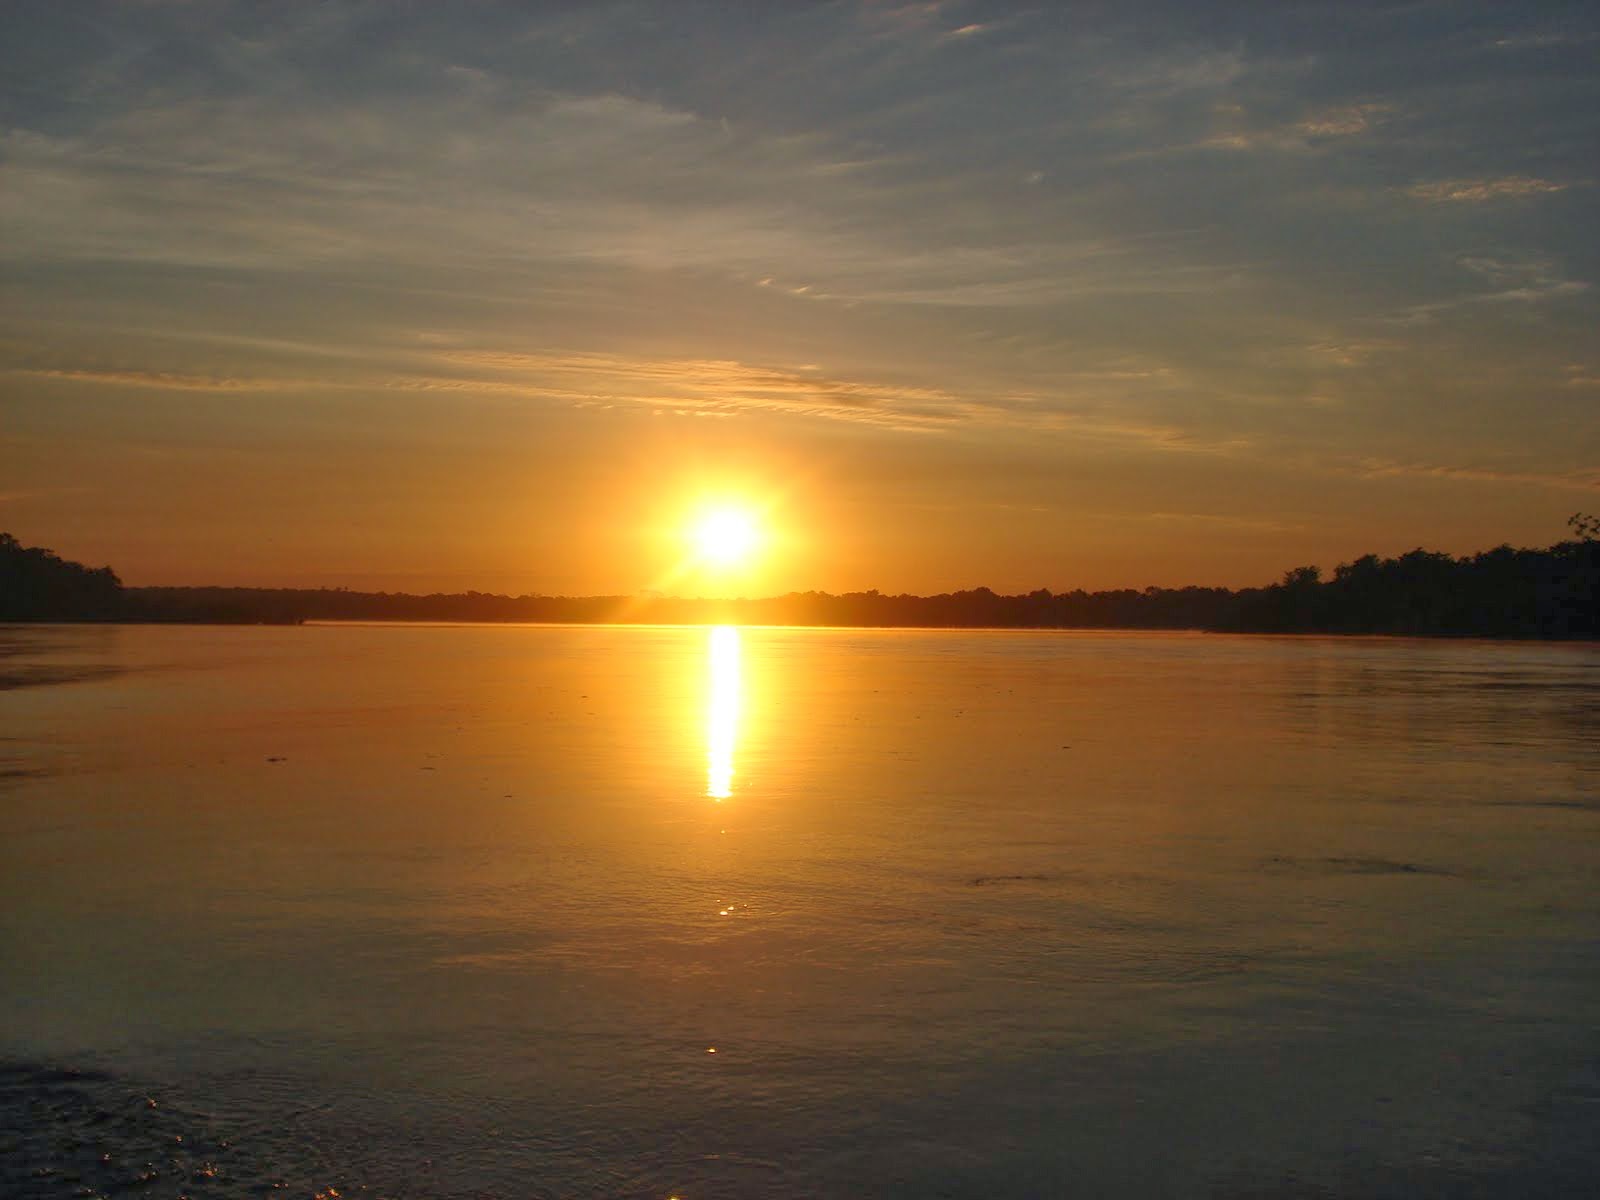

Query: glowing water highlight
[706,625,741,799]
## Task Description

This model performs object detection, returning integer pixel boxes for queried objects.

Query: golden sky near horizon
[3,3,1597,596]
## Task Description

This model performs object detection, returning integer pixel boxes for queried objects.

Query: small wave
[969,873,1059,888]
[0,664,124,692]
[1262,855,1459,877]
[0,1059,302,1200]
[0,765,52,782]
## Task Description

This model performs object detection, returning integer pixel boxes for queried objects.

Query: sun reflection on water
[706,625,741,799]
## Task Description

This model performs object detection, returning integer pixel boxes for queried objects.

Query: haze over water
[3,623,1599,1197]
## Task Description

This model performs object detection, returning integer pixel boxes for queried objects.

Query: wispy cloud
[7,345,971,433]
[1459,254,1588,302]
[1404,176,1569,203]
[12,366,297,392]
[1383,253,1590,320]
[415,349,974,431]
[1197,102,1392,152]
[400,346,1278,454]
[1296,104,1391,138]
[1300,340,1399,368]
[1352,457,1600,493]
[1490,30,1598,50]
[0,486,93,503]
[1134,511,1303,534]
[0,89,1238,311]
[1012,409,1257,456]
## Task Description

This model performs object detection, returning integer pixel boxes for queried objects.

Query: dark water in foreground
[2,623,1598,1198]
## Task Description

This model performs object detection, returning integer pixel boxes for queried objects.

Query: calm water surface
[2,623,1598,1197]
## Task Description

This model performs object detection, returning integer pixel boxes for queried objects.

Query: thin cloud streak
[1353,458,1600,493]
[1404,176,1571,203]
[13,366,300,392]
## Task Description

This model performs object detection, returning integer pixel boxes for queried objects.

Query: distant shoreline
[13,617,1594,645]
[5,531,1597,638]
[7,607,1596,642]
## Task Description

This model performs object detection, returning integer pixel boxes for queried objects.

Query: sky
[3,1,1597,596]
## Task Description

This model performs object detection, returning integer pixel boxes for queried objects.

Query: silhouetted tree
[0,533,125,620]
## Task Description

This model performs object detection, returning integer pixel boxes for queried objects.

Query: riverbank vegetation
[4,520,1596,637]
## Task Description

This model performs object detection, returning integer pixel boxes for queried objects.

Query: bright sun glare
[692,508,760,567]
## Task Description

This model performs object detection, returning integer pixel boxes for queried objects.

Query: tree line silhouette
[0,532,125,621]
[4,517,1596,637]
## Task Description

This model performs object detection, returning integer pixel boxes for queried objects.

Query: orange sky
[4,3,1597,596]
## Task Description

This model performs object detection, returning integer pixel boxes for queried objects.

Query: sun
[692,507,760,567]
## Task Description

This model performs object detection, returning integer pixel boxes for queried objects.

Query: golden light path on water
[706,625,741,799]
